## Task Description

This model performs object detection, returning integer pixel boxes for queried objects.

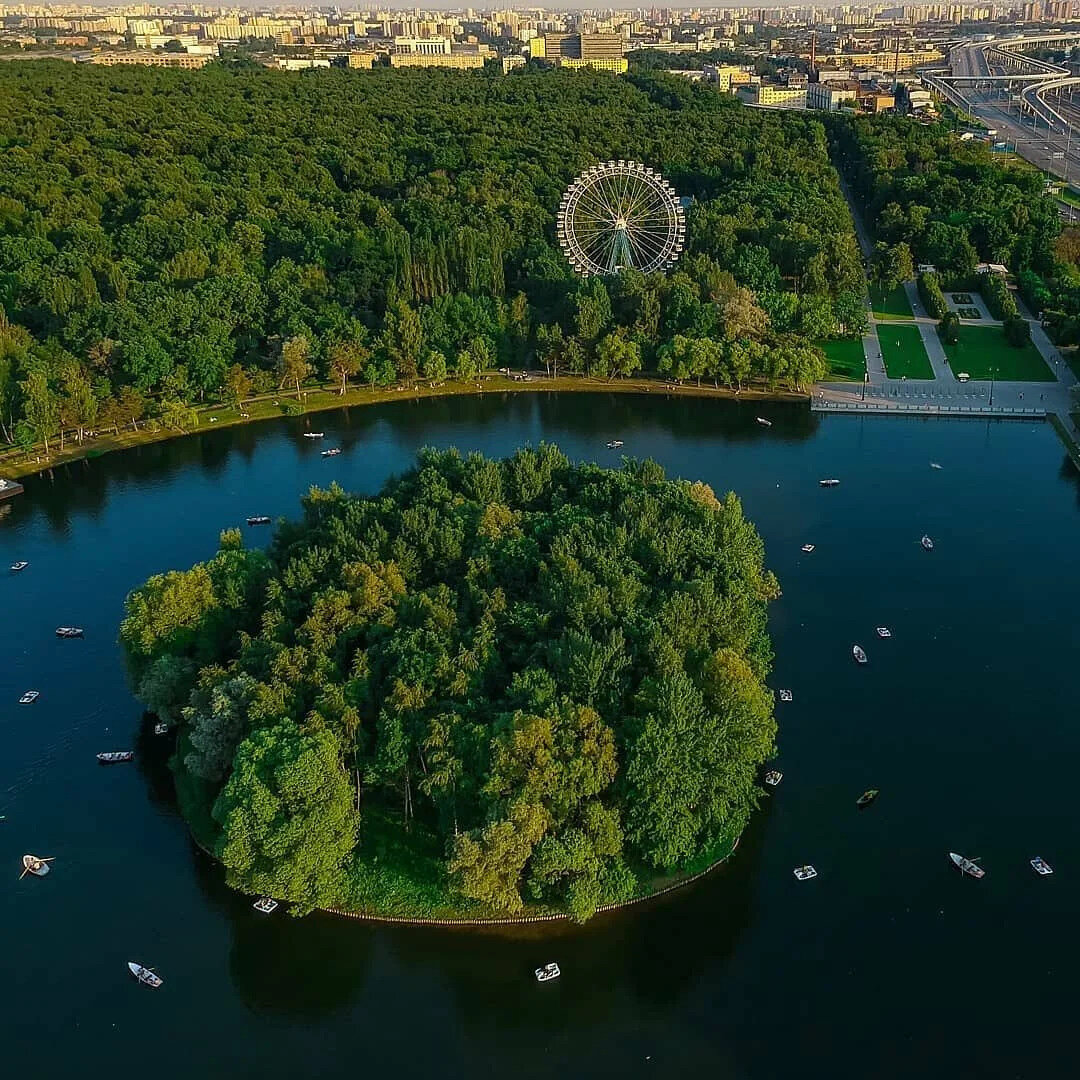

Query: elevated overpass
[927,32,1080,184]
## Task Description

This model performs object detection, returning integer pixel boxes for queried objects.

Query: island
[120,446,779,922]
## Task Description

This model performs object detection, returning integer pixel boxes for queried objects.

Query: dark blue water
[2,392,1077,1079]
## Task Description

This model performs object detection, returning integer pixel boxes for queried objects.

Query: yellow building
[740,83,807,108]
[389,52,488,70]
[92,52,212,69]
[818,47,943,70]
[705,63,751,92]
[555,57,628,74]
[348,52,375,69]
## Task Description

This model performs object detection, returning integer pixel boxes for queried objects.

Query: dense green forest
[830,115,1080,342]
[120,447,779,920]
[0,62,865,452]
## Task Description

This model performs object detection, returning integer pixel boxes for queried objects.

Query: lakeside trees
[120,448,779,919]
[0,63,862,453]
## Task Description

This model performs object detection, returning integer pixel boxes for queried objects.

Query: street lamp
[989,366,997,407]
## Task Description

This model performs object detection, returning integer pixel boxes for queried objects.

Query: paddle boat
[606,440,623,449]
[875,627,892,638]
[153,722,169,736]
[253,897,279,914]
[948,852,985,879]
[535,962,561,983]
[764,770,783,787]
[1030,856,1053,876]
[921,535,934,551]
[852,645,868,664]
[55,627,84,639]
[10,561,28,572]
[778,689,793,702]
[801,543,815,553]
[97,751,135,764]
[19,690,39,704]
[856,789,879,809]
[793,865,818,881]
[128,962,163,989]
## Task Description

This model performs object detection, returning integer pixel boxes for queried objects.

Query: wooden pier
[0,478,24,501]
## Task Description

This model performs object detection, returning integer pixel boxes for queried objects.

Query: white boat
[535,962,561,983]
[801,543,815,553]
[321,448,342,458]
[19,690,39,704]
[756,417,772,427]
[764,770,783,787]
[55,627,84,639]
[153,722,169,736]
[128,962,163,989]
[876,627,892,638]
[930,462,943,470]
[778,689,793,702]
[10,561,28,572]
[819,479,840,487]
[97,751,135,764]
[793,865,817,881]
[921,535,934,551]
[20,854,54,879]
[302,432,324,439]
[852,645,868,664]
[253,896,279,914]
[606,440,623,449]
[246,515,271,526]
[1030,856,1053,876]
[948,852,985,879]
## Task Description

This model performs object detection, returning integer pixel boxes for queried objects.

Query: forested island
[120,447,779,921]
[0,63,864,457]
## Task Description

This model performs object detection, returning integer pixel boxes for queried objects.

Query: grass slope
[870,283,914,320]
[942,325,1055,381]
[816,337,866,380]
[878,324,934,380]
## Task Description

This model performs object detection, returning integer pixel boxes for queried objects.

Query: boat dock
[0,478,24,501]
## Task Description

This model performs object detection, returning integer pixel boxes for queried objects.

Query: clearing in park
[816,338,866,381]
[941,325,1055,382]
[869,283,914,321]
[878,324,934,380]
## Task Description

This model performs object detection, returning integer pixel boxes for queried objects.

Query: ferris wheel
[557,160,686,277]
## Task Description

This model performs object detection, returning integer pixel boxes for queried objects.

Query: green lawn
[941,324,1055,381]
[870,283,914,320]
[816,337,866,380]
[878,324,934,380]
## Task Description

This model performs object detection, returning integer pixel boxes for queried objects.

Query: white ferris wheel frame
[557,160,686,277]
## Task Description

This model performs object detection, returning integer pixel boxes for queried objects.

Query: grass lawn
[878,324,934,380]
[941,324,1055,381]
[816,337,866,380]
[870,283,914,320]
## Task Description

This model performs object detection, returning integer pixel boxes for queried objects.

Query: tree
[184,672,259,783]
[594,329,642,380]
[278,336,312,399]
[939,310,961,346]
[224,364,253,411]
[20,369,59,454]
[720,287,768,342]
[383,299,424,382]
[328,340,368,395]
[421,348,448,383]
[213,721,359,913]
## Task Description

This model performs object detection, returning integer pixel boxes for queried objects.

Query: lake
[2,391,1078,1079]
